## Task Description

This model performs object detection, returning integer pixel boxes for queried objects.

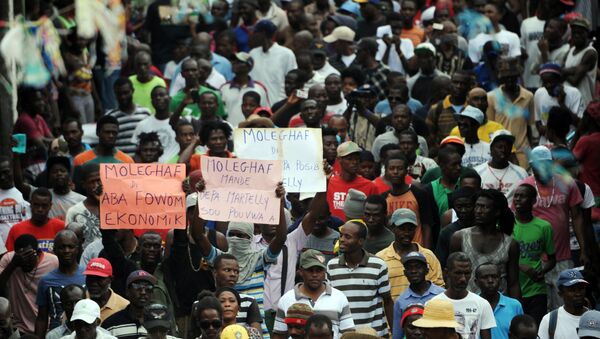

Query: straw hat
[412,299,460,329]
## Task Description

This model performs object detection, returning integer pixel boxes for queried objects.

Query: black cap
[144,304,171,330]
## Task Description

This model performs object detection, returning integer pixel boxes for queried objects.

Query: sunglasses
[200,320,222,329]
[130,282,154,291]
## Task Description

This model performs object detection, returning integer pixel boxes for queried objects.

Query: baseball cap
[569,17,591,31]
[529,145,553,164]
[324,26,356,43]
[559,0,575,6]
[440,135,465,146]
[126,270,158,287]
[556,268,588,287]
[414,42,436,56]
[539,62,562,76]
[252,106,273,117]
[339,1,361,16]
[83,258,113,278]
[233,52,253,67]
[490,129,515,146]
[421,6,435,23]
[284,303,314,326]
[70,299,101,324]
[389,208,417,227]
[300,249,327,270]
[455,105,484,125]
[254,20,277,35]
[579,310,600,338]
[144,304,171,330]
[337,141,361,157]
[401,251,427,265]
[220,324,249,339]
[353,0,380,4]
[401,304,425,328]
[413,299,460,329]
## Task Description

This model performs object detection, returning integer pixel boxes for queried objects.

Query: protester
[63,299,118,339]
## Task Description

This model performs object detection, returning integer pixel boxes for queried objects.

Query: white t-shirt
[48,190,85,220]
[249,43,298,103]
[474,162,528,205]
[341,54,357,67]
[520,16,545,88]
[313,62,341,86]
[327,98,348,116]
[468,30,521,63]
[0,188,30,245]
[375,26,415,75]
[433,292,497,339]
[462,141,491,168]
[538,306,582,339]
[533,84,584,144]
[130,115,179,163]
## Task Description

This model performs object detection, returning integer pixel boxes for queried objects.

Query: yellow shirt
[450,120,505,143]
[100,289,130,322]
[376,243,444,300]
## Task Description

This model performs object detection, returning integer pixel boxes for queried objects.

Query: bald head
[467,87,488,112]
[193,32,212,47]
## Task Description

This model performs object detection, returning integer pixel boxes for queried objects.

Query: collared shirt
[488,293,524,339]
[101,307,147,339]
[274,283,355,339]
[327,251,391,337]
[364,62,391,101]
[100,289,130,322]
[426,95,465,142]
[220,78,270,126]
[392,282,445,339]
[376,243,444,300]
[49,324,113,339]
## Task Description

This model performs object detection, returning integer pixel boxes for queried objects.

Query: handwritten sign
[197,156,282,224]
[233,128,325,192]
[100,164,186,229]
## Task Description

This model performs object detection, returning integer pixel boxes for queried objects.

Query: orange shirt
[189,150,235,172]
[73,149,134,167]
[385,189,422,245]
[401,27,425,47]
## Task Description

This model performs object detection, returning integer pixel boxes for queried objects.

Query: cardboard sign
[100,164,186,229]
[197,156,282,224]
[233,128,325,192]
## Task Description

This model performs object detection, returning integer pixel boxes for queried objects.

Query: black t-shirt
[145,0,192,65]
[356,17,386,41]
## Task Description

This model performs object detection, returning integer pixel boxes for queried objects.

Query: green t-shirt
[430,177,456,217]
[129,75,166,113]
[169,87,226,119]
[421,166,478,184]
[512,216,556,298]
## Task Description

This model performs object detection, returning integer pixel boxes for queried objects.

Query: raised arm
[268,182,288,255]
[190,179,216,257]
[300,160,333,235]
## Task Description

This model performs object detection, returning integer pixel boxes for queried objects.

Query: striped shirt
[327,251,391,337]
[274,283,354,339]
[102,307,147,339]
[105,105,151,156]
[237,294,262,327]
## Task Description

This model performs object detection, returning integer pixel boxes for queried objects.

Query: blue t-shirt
[374,98,423,116]
[488,293,524,339]
[36,266,86,330]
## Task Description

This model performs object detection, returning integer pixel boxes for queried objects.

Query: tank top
[565,45,597,106]
[457,227,513,293]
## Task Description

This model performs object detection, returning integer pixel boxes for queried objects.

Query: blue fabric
[36,266,86,330]
[374,98,423,116]
[392,283,445,339]
[489,293,524,339]
[211,52,233,81]
[234,25,253,52]
[474,62,498,92]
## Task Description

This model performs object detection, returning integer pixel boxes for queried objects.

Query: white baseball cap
[70,299,100,324]
[455,105,484,125]
[324,26,356,43]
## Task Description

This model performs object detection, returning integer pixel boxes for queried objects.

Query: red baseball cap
[401,304,425,328]
[83,258,113,277]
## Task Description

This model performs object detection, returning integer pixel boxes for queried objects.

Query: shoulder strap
[548,308,559,339]
[280,245,288,297]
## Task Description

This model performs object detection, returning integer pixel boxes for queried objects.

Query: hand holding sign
[196,156,283,224]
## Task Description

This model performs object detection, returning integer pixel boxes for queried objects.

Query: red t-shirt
[5,218,65,252]
[573,132,600,196]
[287,112,334,128]
[13,113,52,140]
[327,174,378,220]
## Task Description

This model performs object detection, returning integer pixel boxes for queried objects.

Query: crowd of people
[2,0,600,338]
